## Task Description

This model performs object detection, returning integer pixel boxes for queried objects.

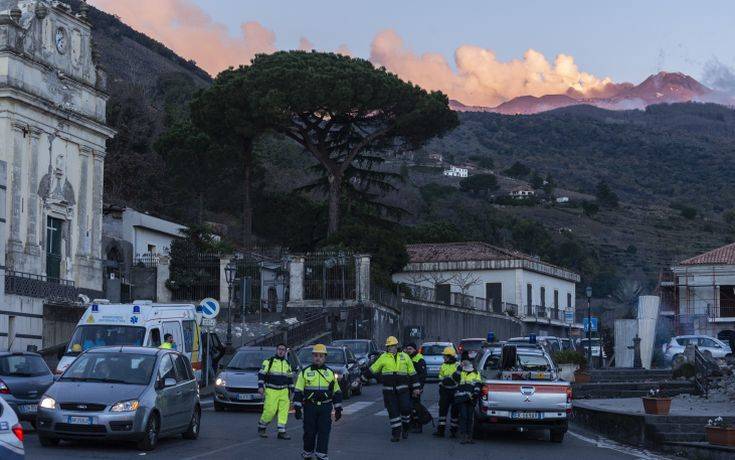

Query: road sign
[201,317,217,328]
[197,298,220,319]
[583,317,598,332]
[564,311,575,324]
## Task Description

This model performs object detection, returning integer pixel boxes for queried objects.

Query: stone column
[354,254,371,302]
[7,122,26,270]
[76,146,91,256]
[90,150,104,260]
[288,256,305,303]
[0,161,7,308]
[157,255,172,303]
[24,128,42,264]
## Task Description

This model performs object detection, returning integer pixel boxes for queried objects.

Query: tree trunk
[242,138,254,247]
[327,174,341,236]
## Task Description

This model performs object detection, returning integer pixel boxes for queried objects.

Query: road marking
[341,401,375,414]
[568,430,671,459]
[375,403,439,417]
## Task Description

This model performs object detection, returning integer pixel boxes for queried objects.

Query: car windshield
[481,352,553,378]
[227,350,272,371]
[0,355,50,377]
[422,345,450,356]
[333,341,369,354]
[66,325,146,353]
[61,352,156,385]
[297,348,346,365]
[461,340,484,351]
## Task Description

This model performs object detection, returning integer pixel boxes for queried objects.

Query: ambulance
[55,300,204,380]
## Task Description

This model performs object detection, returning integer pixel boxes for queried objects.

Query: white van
[56,300,204,380]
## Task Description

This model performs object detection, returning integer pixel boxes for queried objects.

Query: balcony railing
[5,270,102,304]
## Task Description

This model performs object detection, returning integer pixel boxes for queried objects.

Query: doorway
[45,216,62,280]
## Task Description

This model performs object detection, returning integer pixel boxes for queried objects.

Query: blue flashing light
[529,334,537,344]
[91,304,99,312]
[486,331,495,343]
[133,305,141,314]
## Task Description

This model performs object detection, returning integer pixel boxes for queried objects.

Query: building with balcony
[0,2,114,351]
[392,242,582,336]
[668,242,735,339]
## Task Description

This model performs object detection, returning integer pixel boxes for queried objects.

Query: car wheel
[550,429,565,443]
[39,435,59,447]
[214,400,225,412]
[137,413,160,451]
[183,406,201,440]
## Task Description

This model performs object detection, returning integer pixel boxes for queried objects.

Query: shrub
[673,362,696,379]
[553,350,588,369]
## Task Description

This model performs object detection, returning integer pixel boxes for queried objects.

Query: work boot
[391,427,401,442]
[258,427,267,438]
[277,432,291,440]
[402,423,409,439]
[433,426,445,437]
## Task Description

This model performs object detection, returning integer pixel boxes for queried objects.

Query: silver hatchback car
[37,346,200,451]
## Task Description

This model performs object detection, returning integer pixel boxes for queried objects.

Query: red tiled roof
[406,242,534,263]
[680,242,735,265]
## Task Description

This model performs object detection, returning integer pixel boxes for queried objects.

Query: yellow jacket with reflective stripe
[367,351,419,390]
[438,362,460,389]
[293,365,343,408]
[258,356,293,390]
[454,369,482,403]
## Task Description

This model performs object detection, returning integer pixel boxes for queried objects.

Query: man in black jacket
[405,342,427,433]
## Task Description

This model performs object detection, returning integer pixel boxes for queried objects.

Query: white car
[577,338,607,359]
[663,335,732,364]
[0,396,24,459]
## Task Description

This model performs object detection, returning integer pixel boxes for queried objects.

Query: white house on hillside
[509,187,535,199]
[392,242,581,335]
[670,242,735,339]
[443,165,469,178]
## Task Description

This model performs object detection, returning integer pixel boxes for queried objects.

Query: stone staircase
[573,368,697,399]
[647,416,735,444]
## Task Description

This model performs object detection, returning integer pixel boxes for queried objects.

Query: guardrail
[243,311,329,348]
[693,346,720,398]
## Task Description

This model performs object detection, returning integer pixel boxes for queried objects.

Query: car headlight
[215,377,226,387]
[334,373,341,381]
[110,400,140,412]
[40,396,56,410]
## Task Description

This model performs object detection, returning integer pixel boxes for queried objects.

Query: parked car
[331,339,380,369]
[297,346,362,398]
[577,338,607,359]
[507,336,561,355]
[0,397,24,459]
[37,346,200,451]
[475,345,570,442]
[663,335,733,364]
[420,342,456,380]
[559,338,574,351]
[0,351,54,426]
[457,338,486,360]
[214,346,301,411]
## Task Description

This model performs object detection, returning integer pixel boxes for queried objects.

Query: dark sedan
[0,352,54,426]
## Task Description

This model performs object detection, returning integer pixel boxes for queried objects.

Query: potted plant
[706,417,735,446]
[642,388,672,415]
[554,350,588,382]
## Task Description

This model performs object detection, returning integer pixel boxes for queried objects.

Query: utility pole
[586,286,592,367]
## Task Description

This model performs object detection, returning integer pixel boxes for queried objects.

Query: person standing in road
[293,344,343,460]
[362,336,421,442]
[258,343,294,439]
[434,346,460,438]
[404,342,426,433]
[454,353,482,444]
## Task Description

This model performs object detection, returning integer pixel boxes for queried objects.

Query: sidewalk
[574,394,735,417]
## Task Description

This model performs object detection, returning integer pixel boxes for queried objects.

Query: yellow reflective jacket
[438,361,460,389]
[367,352,419,390]
[293,365,342,408]
[258,356,294,390]
[454,369,482,403]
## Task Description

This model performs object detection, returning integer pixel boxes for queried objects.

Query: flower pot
[559,364,579,382]
[642,397,672,415]
[706,426,735,446]
[574,371,590,383]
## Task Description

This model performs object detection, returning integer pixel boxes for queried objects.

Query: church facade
[0,1,114,351]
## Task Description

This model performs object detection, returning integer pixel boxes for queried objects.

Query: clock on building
[55,27,67,53]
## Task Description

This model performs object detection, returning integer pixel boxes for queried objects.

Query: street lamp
[585,286,592,367]
[225,260,237,347]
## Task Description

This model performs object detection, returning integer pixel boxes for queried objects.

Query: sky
[89,0,735,107]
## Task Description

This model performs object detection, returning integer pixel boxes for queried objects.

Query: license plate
[67,416,93,425]
[511,412,542,420]
[237,393,257,401]
[19,404,37,414]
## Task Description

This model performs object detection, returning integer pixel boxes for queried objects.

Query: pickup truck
[474,344,571,442]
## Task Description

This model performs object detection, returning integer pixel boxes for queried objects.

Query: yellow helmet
[442,346,456,357]
[385,336,399,347]
[312,344,328,354]
[72,343,82,352]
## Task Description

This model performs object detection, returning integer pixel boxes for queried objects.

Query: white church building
[0,1,114,351]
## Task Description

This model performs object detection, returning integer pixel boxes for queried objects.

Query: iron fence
[400,283,518,315]
[167,252,221,301]
[231,250,289,315]
[303,251,356,301]
[133,254,159,267]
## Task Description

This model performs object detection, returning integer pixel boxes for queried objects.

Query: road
[23,383,667,459]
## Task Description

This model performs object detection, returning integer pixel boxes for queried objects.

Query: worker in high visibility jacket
[362,336,420,442]
[293,344,343,460]
[454,354,482,444]
[434,346,460,438]
[257,343,294,439]
[404,342,426,433]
